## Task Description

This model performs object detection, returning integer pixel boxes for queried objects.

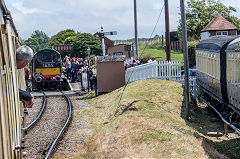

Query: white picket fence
[125,61,182,82]
[125,61,197,98]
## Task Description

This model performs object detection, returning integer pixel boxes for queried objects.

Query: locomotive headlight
[54,75,61,82]
[35,76,42,83]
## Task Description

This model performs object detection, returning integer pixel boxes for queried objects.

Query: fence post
[193,77,197,99]
[168,61,171,80]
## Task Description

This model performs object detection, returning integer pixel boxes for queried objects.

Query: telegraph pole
[134,0,139,60]
[165,0,171,61]
[180,0,190,120]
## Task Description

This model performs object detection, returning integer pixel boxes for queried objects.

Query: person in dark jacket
[16,45,34,108]
[88,67,93,90]
[90,73,98,96]
[70,61,78,83]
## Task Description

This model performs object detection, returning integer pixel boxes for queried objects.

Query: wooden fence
[171,41,182,51]
[0,2,25,158]
[125,61,197,98]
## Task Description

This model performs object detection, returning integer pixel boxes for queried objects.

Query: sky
[4,0,240,40]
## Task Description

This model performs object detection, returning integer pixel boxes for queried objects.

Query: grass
[139,48,183,61]
[139,48,184,68]
[56,79,240,159]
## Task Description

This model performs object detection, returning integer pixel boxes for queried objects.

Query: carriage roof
[226,37,240,52]
[196,36,239,53]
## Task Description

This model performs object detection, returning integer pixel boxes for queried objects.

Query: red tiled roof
[201,15,237,32]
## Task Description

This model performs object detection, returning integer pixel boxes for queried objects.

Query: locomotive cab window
[34,49,61,68]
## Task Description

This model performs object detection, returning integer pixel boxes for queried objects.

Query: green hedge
[188,41,199,68]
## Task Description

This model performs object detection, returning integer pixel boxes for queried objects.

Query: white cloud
[153,2,164,11]
[12,1,55,15]
[4,0,240,40]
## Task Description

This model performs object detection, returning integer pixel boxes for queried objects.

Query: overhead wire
[113,2,165,117]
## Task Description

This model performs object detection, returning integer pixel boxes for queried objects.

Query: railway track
[23,91,72,159]
[23,92,47,131]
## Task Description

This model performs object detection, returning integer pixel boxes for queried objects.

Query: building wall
[107,44,134,58]
[228,30,237,36]
[209,30,216,36]
[201,29,238,40]
[201,31,211,40]
[104,37,114,49]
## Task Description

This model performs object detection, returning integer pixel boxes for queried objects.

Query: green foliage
[188,41,199,68]
[23,30,50,53]
[48,29,76,47]
[72,33,102,57]
[64,35,77,44]
[213,139,240,159]
[178,0,240,39]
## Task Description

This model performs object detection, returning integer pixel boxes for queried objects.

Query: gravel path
[53,96,92,158]
[23,96,69,159]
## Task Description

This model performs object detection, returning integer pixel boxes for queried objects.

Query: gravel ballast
[23,95,92,159]
[23,96,69,159]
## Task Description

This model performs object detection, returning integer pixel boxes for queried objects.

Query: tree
[23,30,50,53]
[48,29,76,47]
[178,0,240,39]
[72,33,102,57]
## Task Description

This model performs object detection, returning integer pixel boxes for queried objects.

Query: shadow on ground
[180,91,240,159]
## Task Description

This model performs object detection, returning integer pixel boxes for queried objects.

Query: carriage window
[231,70,240,84]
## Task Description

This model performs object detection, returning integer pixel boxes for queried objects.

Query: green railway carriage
[196,36,240,112]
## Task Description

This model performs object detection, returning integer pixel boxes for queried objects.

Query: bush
[188,41,199,68]
[140,54,151,64]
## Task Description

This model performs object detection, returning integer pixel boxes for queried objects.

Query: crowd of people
[124,59,141,69]
[62,56,98,96]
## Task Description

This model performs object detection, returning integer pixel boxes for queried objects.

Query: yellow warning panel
[36,68,60,75]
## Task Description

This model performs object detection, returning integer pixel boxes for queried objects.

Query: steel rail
[45,91,72,159]
[22,92,47,131]
[199,96,240,136]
